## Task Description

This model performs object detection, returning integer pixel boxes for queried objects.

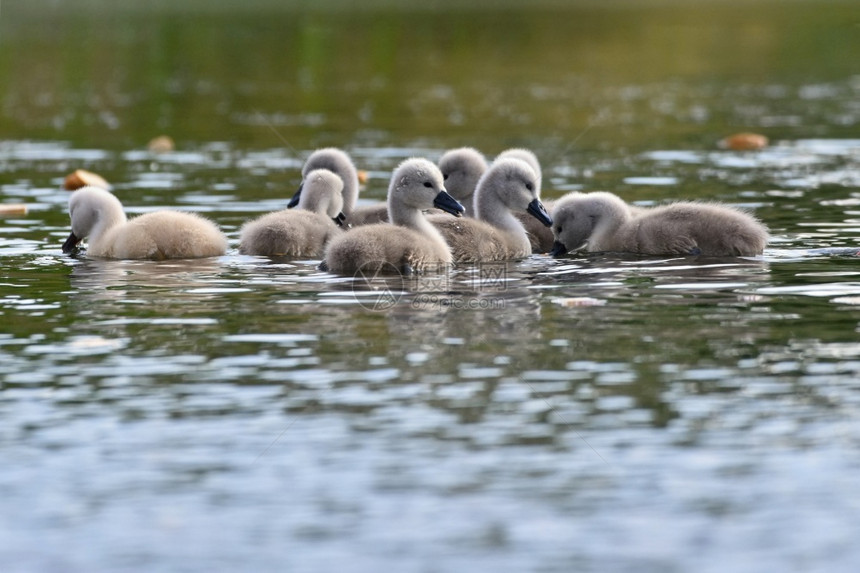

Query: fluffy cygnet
[322,158,464,275]
[494,148,556,253]
[288,147,388,227]
[550,191,769,257]
[430,157,552,263]
[239,168,345,258]
[438,147,488,218]
[62,186,227,260]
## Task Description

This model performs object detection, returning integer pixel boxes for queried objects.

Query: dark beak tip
[527,198,553,227]
[287,183,304,209]
[62,232,80,255]
[433,190,465,217]
[549,240,568,258]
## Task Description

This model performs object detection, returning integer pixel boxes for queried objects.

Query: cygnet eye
[443,173,449,180]
[423,181,433,188]
[526,183,534,191]
[556,226,563,234]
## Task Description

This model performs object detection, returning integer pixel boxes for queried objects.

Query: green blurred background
[3,0,858,153]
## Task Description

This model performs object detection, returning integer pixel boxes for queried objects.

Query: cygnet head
[438,147,488,206]
[288,147,358,212]
[549,192,629,257]
[389,158,464,217]
[63,186,126,253]
[495,148,542,192]
[475,158,552,227]
[300,168,346,225]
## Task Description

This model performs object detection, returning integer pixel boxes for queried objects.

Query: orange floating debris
[0,204,28,216]
[148,135,175,153]
[551,297,607,308]
[357,170,369,185]
[719,132,769,151]
[64,169,110,191]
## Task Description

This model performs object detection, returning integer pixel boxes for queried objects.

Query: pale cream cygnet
[430,158,552,263]
[322,158,464,275]
[288,147,387,227]
[437,147,488,218]
[62,186,227,259]
[239,168,345,258]
[494,147,556,253]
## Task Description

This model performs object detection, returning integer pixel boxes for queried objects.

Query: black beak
[332,212,346,227]
[287,182,303,209]
[433,190,465,217]
[62,231,81,255]
[549,240,568,258]
[527,198,553,227]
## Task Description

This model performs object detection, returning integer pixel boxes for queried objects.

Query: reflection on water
[68,257,229,291]
[4,1,860,571]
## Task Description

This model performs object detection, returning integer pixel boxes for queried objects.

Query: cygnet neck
[389,194,448,247]
[476,183,527,238]
[298,183,341,218]
[476,188,531,254]
[88,192,128,246]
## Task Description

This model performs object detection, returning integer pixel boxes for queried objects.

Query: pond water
[3,1,860,571]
